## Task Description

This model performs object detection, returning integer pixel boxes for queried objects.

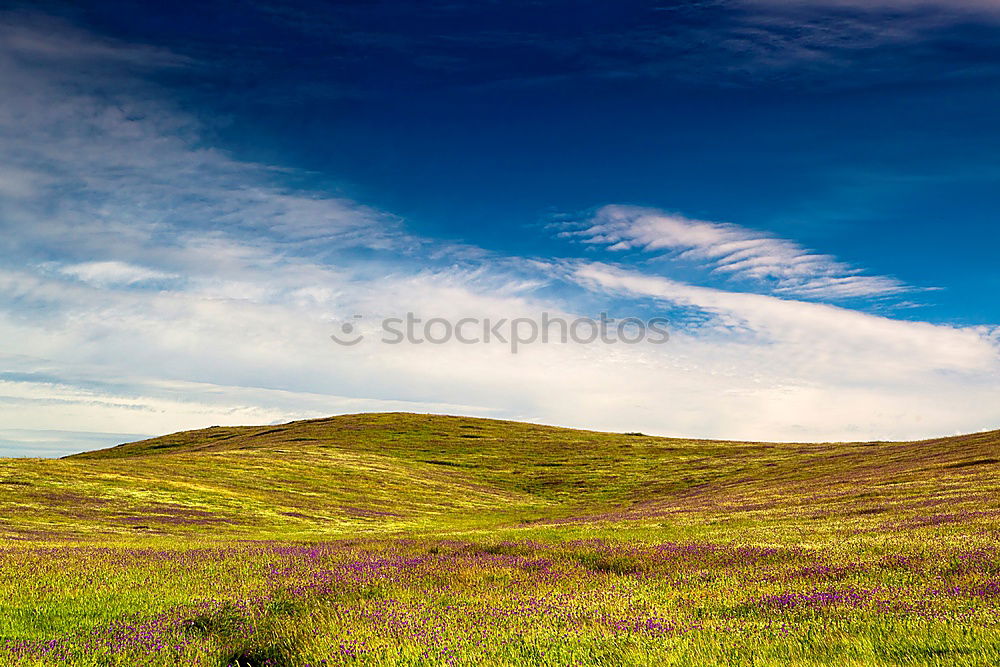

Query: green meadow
[1,413,999,665]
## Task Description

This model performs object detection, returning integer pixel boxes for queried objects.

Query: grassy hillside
[3,412,997,542]
[2,413,1000,665]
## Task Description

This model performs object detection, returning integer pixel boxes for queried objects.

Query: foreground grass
[1,413,999,665]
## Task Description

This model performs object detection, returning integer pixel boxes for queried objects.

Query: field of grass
[1,412,999,665]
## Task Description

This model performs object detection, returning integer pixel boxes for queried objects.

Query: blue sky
[1,1,999,455]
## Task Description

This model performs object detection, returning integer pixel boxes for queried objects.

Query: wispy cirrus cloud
[566,205,912,299]
[0,11,187,67]
[744,0,1000,13]
[58,261,179,287]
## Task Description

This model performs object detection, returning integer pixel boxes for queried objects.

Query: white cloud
[570,262,997,377]
[569,205,912,299]
[59,261,178,287]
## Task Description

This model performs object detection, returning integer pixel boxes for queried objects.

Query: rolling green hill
[2,412,998,543]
